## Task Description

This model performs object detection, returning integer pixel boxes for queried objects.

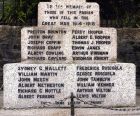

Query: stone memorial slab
[4,63,74,109]
[4,63,136,109]
[21,27,117,63]
[74,63,136,107]
[38,0,100,27]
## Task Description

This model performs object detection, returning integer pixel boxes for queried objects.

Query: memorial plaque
[38,1,100,27]
[4,63,75,109]
[74,63,136,107]
[21,27,117,63]
[4,63,136,109]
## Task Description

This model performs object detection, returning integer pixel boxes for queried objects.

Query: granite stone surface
[4,63,136,109]
[38,1,99,27]
[21,27,117,63]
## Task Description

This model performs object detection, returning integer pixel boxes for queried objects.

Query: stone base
[1,90,140,116]
[0,108,140,116]
[3,63,136,109]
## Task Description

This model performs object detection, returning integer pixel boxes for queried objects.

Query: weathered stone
[38,1,99,27]
[0,27,139,87]
[21,27,117,63]
[4,63,136,109]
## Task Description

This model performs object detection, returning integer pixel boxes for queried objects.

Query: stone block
[38,1,99,27]
[21,27,117,63]
[4,63,136,109]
